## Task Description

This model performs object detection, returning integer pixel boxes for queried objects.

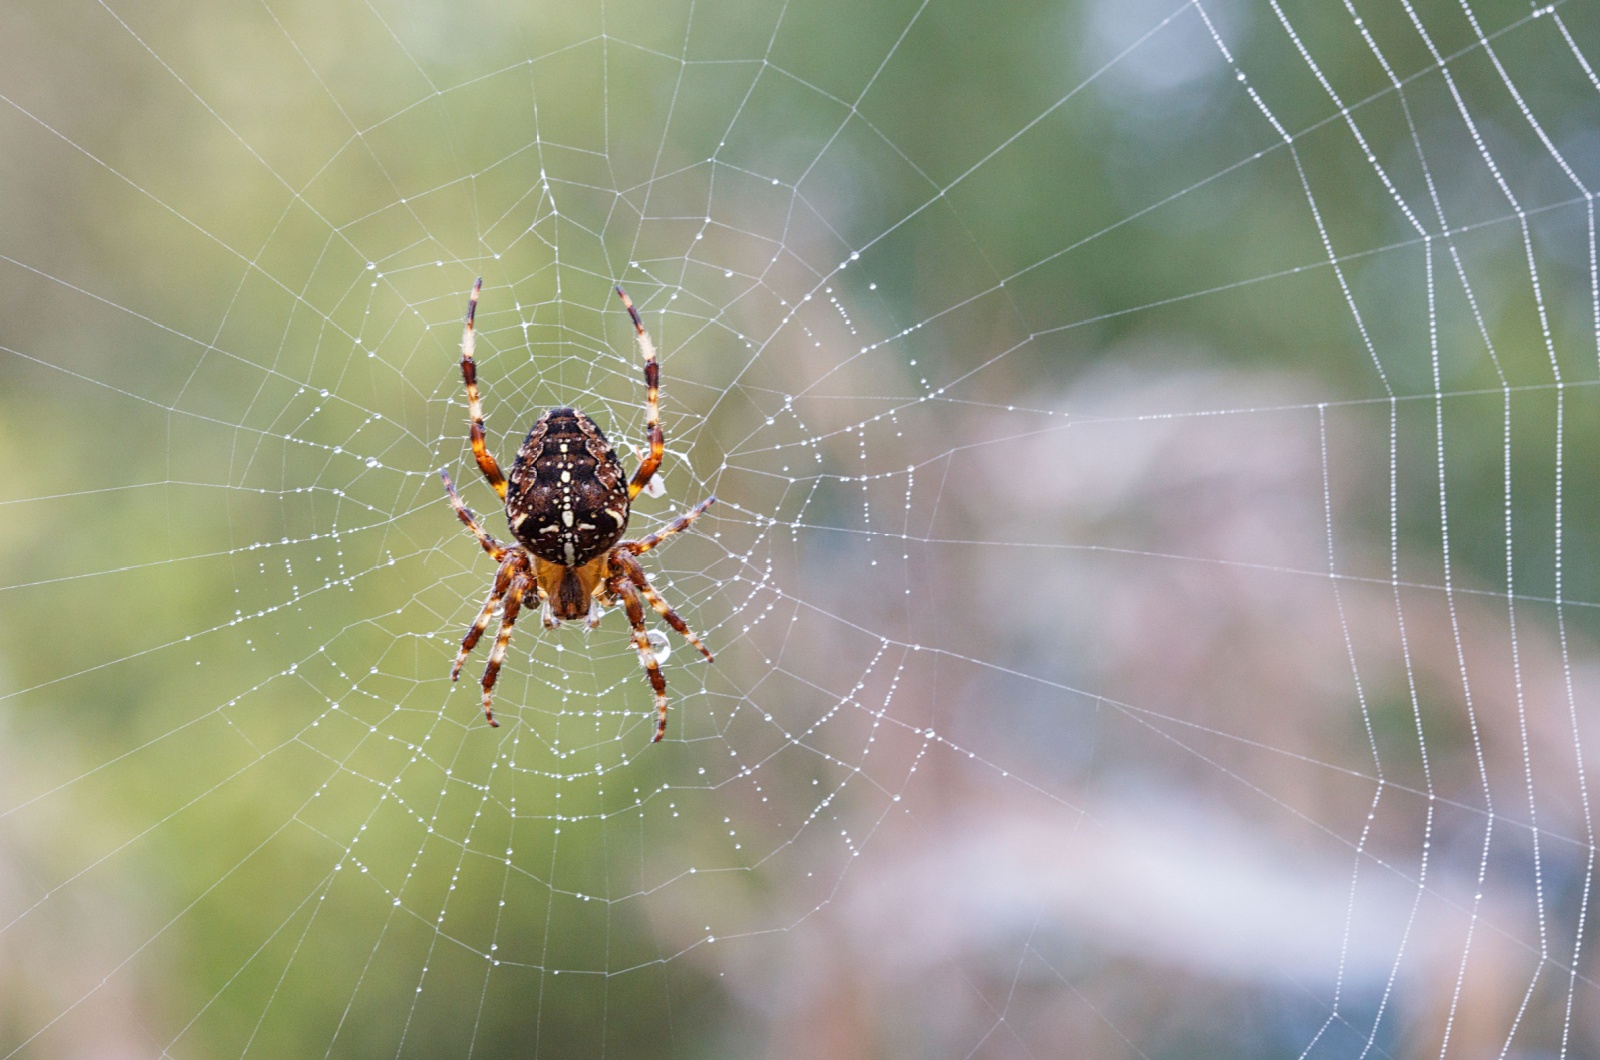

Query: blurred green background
[2,0,1599,1056]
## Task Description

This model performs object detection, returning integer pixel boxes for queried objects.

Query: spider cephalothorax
[442,280,715,741]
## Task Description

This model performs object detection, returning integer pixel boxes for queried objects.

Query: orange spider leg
[611,574,672,741]
[460,279,509,502]
[615,286,664,500]
[611,550,713,662]
[624,496,716,556]
[441,468,506,561]
[453,560,513,680]
[478,568,533,727]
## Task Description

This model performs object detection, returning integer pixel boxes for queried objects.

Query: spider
[441,279,715,742]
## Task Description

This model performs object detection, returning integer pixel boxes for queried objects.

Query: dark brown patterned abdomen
[504,408,631,567]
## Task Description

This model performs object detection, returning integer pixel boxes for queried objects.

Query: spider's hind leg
[458,279,509,502]
[441,468,507,561]
[624,496,716,557]
[616,286,665,501]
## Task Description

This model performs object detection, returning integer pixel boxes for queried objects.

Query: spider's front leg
[477,567,533,727]
[607,546,714,743]
[453,560,514,681]
[611,550,713,662]
[609,569,672,742]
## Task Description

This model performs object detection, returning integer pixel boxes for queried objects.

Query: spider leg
[459,278,509,502]
[611,549,713,662]
[623,496,716,556]
[441,468,507,560]
[478,569,533,727]
[536,583,559,630]
[453,561,513,681]
[615,286,664,501]
[610,571,672,742]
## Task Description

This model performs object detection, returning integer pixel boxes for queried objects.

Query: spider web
[2,0,1599,1055]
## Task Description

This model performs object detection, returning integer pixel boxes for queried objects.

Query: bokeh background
[2,0,1599,1055]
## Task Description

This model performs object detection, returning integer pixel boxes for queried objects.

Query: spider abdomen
[505,407,631,567]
